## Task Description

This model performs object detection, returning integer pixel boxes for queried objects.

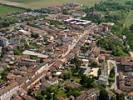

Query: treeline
[94,1,129,11]
[82,0,133,54]
[82,1,131,23]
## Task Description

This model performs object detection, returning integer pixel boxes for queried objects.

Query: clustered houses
[0,3,132,100]
[115,57,133,99]
[76,89,100,100]
[0,3,97,99]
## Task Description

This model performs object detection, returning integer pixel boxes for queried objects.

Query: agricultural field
[124,10,133,27]
[4,0,101,9]
[0,5,25,16]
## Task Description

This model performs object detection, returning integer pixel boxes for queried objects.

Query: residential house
[76,89,99,100]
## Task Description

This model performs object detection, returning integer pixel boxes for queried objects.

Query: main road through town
[20,25,96,91]
[0,25,97,100]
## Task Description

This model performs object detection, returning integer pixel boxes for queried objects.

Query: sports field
[0,5,25,16]
[5,0,101,8]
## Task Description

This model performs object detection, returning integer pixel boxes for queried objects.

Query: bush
[99,89,109,100]
[66,87,81,97]
[31,33,39,38]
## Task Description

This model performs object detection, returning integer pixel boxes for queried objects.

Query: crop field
[124,10,133,27]
[0,5,25,16]
[5,0,101,9]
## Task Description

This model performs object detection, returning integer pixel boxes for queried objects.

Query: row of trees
[83,0,133,52]
[94,1,128,11]
[82,0,130,24]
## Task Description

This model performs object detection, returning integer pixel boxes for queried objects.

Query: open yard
[0,5,25,16]
[4,0,101,9]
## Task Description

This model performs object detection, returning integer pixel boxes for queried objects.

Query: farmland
[3,0,101,9]
[0,4,25,16]
[124,10,133,27]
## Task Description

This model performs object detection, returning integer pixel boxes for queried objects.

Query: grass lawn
[0,5,25,16]
[124,10,133,28]
[6,0,101,8]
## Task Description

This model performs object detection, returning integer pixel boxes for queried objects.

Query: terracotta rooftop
[0,82,18,96]
[115,57,133,66]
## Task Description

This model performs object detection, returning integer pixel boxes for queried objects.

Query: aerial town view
[0,0,133,100]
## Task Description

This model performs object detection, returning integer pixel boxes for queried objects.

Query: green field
[7,0,38,3]
[124,10,133,27]
[6,0,101,8]
[0,5,25,16]
[111,0,133,28]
